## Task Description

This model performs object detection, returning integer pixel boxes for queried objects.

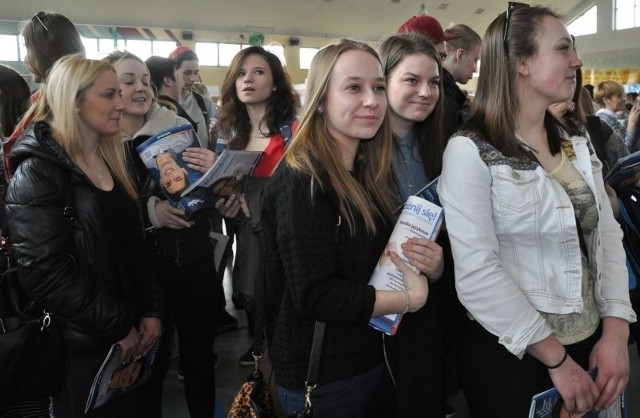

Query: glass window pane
[125,40,152,60]
[195,42,219,66]
[18,35,27,61]
[0,35,19,61]
[81,37,99,59]
[98,38,126,57]
[153,40,177,58]
[568,6,598,36]
[264,44,285,66]
[615,0,635,29]
[219,43,242,67]
[299,47,319,70]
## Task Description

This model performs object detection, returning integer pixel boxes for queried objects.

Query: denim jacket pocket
[493,166,538,211]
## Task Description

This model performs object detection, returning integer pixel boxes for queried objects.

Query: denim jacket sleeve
[438,136,552,358]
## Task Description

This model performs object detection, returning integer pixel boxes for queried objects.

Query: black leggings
[137,255,218,418]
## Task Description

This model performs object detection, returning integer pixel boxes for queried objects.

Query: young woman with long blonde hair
[261,39,429,417]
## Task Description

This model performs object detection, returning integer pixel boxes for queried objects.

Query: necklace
[75,155,106,183]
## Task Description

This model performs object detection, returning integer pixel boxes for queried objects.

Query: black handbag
[0,179,74,411]
[0,246,64,411]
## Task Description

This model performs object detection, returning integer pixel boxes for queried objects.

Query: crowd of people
[0,6,638,418]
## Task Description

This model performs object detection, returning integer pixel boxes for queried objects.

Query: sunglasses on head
[503,2,530,50]
[32,11,48,32]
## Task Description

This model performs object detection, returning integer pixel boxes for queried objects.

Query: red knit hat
[169,45,192,61]
[398,15,460,44]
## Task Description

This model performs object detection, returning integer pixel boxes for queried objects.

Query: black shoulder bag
[0,176,74,411]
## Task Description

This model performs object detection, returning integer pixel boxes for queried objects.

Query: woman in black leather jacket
[6,56,162,417]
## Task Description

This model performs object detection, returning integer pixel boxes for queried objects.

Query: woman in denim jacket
[438,5,636,417]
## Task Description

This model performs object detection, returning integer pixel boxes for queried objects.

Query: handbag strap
[304,321,325,386]
[63,172,75,224]
[250,269,266,360]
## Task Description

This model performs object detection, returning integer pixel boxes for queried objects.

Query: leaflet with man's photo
[85,341,159,413]
[368,195,444,335]
[134,124,263,218]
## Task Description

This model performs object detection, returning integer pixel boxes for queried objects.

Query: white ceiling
[0,0,591,42]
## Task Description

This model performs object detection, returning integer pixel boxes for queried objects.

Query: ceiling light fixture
[419,3,428,15]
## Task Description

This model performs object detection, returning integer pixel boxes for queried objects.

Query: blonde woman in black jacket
[6,55,162,417]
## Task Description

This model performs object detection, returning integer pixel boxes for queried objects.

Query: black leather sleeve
[6,159,132,344]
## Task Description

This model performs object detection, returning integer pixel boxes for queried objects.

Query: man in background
[442,24,482,140]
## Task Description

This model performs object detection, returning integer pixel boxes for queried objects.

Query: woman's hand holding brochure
[371,251,429,317]
[548,355,599,414]
[589,317,630,410]
[214,193,250,218]
[154,200,191,229]
[368,195,444,335]
[181,147,217,173]
[402,237,444,282]
[391,251,429,313]
[137,317,162,357]
[117,327,142,363]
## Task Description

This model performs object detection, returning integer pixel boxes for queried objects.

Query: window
[242,43,286,65]
[567,5,597,36]
[152,40,177,57]
[81,39,173,60]
[98,38,126,57]
[0,35,19,61]
[264,44,285,65]
[2,30,295,71]
[81,37,99,59]
[195,42,219,66]
[299,47,319,70]
[219,43,242,66]
[125,40,152,60]
[18,35,27,61]
[615,0,640,30]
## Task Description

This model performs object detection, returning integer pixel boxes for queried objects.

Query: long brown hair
[284,39,397,235]
[20,11,85,83]
[379,32,445,178]
[465,6,566,158]
[218,46,299,150]
[0,65,30,137]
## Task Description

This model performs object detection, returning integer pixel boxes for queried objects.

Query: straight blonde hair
[285,39,397,234]
[30,55,138,199]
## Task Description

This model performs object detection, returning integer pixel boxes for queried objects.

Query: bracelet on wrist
[401,288,410,315]
[546,348,568,369]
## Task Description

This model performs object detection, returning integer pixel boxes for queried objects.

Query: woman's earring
[318,106,324,113]
[75,108,81,114]
[272,87,277,92]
